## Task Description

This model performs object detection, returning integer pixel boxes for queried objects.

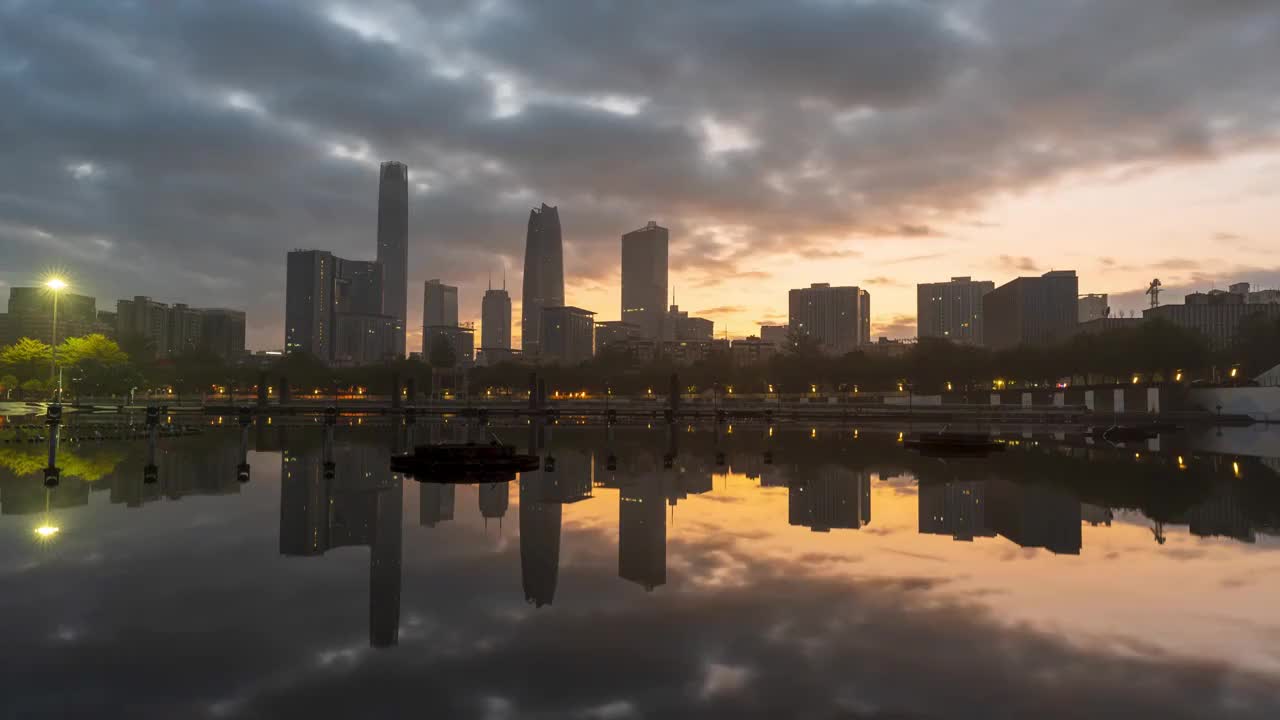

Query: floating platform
[390,443,540,482]
[903,432,1004,457]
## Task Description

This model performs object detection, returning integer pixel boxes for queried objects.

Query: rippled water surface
[3,418,1280,719]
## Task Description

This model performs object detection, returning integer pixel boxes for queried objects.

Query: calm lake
[3,417,1280,719]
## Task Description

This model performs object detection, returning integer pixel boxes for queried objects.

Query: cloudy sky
[2,0,1279,351]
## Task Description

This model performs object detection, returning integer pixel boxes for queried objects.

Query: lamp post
[46,277,67,402]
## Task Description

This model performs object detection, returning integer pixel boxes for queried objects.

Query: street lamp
[45,277,67,402]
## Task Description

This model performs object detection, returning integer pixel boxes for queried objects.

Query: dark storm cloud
[2,0,1280,346]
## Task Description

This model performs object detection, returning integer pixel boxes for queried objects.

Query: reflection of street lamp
[46,277,67,401]
[35,489,60,543]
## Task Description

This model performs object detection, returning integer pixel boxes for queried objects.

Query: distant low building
[665,304,713,342]
[94,310,118,339]
[335,313,399,366]
[1144,295,1280,351]
[1229,282,1280,305]
[595,320,642,355]
[730,337,778,366]
[863,337,913,358]
[1058,316,1142,341]
[476,347,520,367]
[424,324,476,366]
[539,306,595,364]
[661,339,729,366]
[1077,293,1109,323]
[760,324,788,349]
[982,270,1079,350]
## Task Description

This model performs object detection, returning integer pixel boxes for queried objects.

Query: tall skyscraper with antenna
[520,203,564,356]
[481,270,512,352]
[376,161,408,357]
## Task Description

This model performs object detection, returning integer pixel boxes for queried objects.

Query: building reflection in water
[519,420,562,608]
[479,482,509,525]
[278,429,403,648]
[419,483,455,527]
[619,473,666,591]
[788,467,871,533]
[519,471,561,608]
[7,419,1280,622]
[918,480,994,542]
[917,477,1081,554]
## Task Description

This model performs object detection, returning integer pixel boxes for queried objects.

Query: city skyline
[4,2,1280,353]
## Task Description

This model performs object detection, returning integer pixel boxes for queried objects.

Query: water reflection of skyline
[6,419,1280,720]
[4,420,1280,652]
[7,421,1280,550]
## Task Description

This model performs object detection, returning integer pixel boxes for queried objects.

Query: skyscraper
[621,221,668,340]
[481,276,513,351]
[917,276,994,346]
[376,161,408,357]
[520,203,564,356]
[787,283,870,354]
[982,270,1078,350]
[422,279,459,328]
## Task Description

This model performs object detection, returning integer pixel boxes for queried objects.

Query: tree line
[3,314,1276,401]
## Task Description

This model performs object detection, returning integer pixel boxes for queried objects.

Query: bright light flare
[35,525,60,539]
[45,277,67,291]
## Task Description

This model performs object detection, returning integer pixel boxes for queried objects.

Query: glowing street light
[45,276,68,401]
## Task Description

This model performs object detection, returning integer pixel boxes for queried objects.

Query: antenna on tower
[1146,278,1162,309]
[488,270,492,291]
[502,267,506,291]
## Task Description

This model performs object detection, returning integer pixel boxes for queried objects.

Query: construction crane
[1146,278,1162,309]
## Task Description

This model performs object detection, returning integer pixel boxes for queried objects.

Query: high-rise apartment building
[117,296,171,355]
[376,161,408,357]
[982,270,1079,350]
[916,276,994,345]
[481,280,512,352]
[621,221,668,340]
[787,283,870,355]
[199,308,247,359]
[521,203,565,356]
[539,306,595,364]
[1,287,97,346]
[285,250,336,359]
[286,249,395,365]
[116,296,244,359]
